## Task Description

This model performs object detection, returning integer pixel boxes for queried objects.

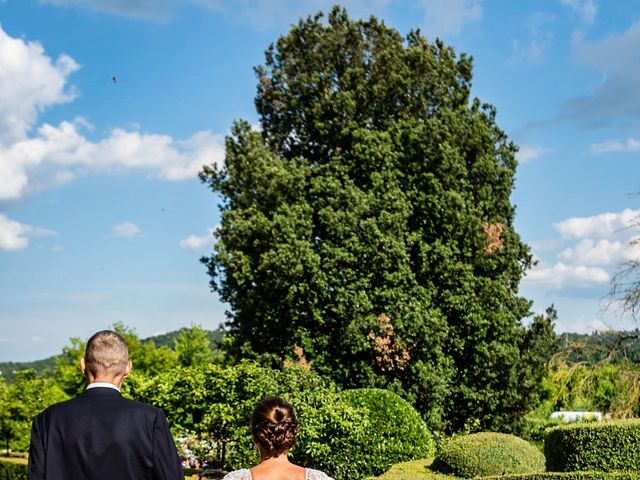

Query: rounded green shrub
[434,432,545,478]
[479,473,640,480]
[337,388,435,476]
[544,419,640,472]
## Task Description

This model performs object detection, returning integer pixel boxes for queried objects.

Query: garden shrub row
[0,460,27,480]
[433,432,545,478]
[479,472,640,480]
[544,419,640,472]
[132,363,433,480]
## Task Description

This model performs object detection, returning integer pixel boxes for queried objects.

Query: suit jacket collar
[81,386,123,397]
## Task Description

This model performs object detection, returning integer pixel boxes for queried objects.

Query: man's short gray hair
[84,330,129,377]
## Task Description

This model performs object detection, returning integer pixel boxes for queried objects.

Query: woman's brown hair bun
[251,397,299,458]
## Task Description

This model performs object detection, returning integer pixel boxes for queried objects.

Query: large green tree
[201,7,546,431]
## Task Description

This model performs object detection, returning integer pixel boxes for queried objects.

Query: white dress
[223,468,334,480]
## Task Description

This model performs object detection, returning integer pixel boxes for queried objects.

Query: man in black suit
[28,330,183,480]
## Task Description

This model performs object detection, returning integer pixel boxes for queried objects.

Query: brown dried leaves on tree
[368,314,413,372]
[483,222,504,254]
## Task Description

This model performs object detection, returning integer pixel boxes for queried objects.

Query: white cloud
[0,214,57,251]
[0,25,225,202]
[38,0,222,21]
[180,226,218,252]
[110,222,141,239]
[40,0,481,36]
[0,117,226,201]
[516,145,547,163]
[511,12,555,63]
[561,21,640,126]
[560,0,597,24]
[553,209,640,239]
[559,238,625,266]
[590,137,640,154]
[39,0,393,25]
[524,261,609,289]
[0,24,78,145]
[415,0,482,36]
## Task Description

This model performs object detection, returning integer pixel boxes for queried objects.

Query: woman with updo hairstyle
[223,397,333,480]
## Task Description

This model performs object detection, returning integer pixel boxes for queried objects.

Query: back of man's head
[84,330,129,379]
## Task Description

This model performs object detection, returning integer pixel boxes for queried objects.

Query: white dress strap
[222,468,251,480]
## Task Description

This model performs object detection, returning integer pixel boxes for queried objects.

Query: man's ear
[123,360,132,378]
[80,357,86,375]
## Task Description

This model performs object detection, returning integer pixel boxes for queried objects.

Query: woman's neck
[259,453,291,466]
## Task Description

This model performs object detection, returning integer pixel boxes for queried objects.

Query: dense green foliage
[53,323,214,396]
[0,371,67,452]
[131,362,431,480]
[479,474,640,480]
[522,353,640,438]
[544,420,640,472]
[433,432,545,478]
[0,459,28,480]
[0,327,223,385]
[200,6,552,433]
[338,388,435,474]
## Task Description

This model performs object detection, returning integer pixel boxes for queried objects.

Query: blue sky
[1,0,639,361]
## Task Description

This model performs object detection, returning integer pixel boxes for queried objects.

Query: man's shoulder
[117,395,163,414]
[39,390,162,417]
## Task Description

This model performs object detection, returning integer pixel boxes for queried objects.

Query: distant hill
[559,330,640,363]
[0,357,57,383]
[0,327,225,383]
[150,327,223,350]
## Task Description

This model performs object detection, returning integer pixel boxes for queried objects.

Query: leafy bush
[132,362,399,480]
[434,432,545,478]
[522,416,564,445]
[544,420,640,472]
[0,459,27,480]
[480,473,640,480]
[338,388,435,475]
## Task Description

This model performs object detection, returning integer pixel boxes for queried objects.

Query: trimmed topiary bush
[433,432,545,478]
[0,459,28,480]
[338,388,435,476]
[544,419,640,472]
[479,473,640,480]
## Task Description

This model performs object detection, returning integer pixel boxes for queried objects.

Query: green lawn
[0,455,28,465]
[369,457,456,480]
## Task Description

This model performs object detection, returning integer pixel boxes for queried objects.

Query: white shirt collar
[86,382,120,392]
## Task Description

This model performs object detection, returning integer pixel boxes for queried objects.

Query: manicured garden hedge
[0,459,27,480]
[544,419,640,472]
[338,388,435,476]
[433,432,545,478]
[479,472,640,480]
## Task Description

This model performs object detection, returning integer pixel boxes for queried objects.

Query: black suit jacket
[28,387,183,480]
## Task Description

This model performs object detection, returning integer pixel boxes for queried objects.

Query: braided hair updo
[251,397,299,459]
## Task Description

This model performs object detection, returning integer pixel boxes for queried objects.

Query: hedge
[479,472,640,480]
[544,419,640,472]
[433,432,545,478]
[0,460,27,480]
[338,388,435,476]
